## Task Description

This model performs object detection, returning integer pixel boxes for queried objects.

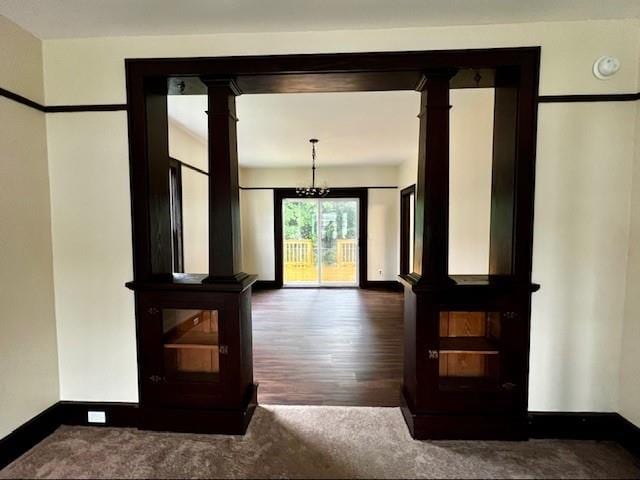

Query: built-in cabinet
[125,48,539,438]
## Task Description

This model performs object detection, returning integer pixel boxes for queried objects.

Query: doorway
[283,197,359,286]
[274,188,368,288]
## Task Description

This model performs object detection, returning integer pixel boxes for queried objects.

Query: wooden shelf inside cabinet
[164,331,219,350]
[439,337,499,354]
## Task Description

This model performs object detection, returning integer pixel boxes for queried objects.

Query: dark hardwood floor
[251,288,403,407]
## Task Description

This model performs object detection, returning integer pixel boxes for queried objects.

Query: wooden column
[145,77,172,278]
[411,70,457,285]
[202,78,248,283]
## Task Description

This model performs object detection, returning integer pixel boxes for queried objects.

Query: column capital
[415,68,458,91]
[200,77,242,96]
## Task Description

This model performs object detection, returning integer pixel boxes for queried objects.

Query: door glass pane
[319,199,358,284]
[438,311,502,391]
[162,309,220,382]
[283,199,318,284]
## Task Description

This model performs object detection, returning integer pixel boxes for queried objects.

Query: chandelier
[296,138,330,197]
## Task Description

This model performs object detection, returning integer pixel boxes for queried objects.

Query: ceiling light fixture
[296,138,330,197]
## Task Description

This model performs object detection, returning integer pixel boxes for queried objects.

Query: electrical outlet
[87,410,106,424]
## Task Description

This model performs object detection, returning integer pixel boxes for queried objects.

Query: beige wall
[168,121,209,273]
[619,102,640,426]
[239,166,399,281]
[46,111,137,402]
[529,101,636,411]
[38,19,640,418]
[0,17,59,438]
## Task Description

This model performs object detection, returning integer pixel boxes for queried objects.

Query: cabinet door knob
[428,350,439,359]
[219,345,229,355]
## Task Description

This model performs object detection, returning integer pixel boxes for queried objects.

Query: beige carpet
[1,406,638,479]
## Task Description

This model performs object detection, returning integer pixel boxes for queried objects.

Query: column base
[139,384,258,435]
[400,390,527,440]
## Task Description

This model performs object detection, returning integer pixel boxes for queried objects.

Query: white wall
[39,19,640,415]
[239,165,399,281]
[0,16,59,438]
[529,101,636,411]
[619,101,640,426]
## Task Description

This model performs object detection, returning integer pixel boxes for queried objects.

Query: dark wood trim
[169,158,184,273]
[253,280,279,289]
[399,184,415,276]
[44,104,128,112]
[2,402,639,468]
[0,403,60,470]
[171,157,209,176]
[241,186,396,190]
[0,87,128,113]
[57,401,139,428]
[538,93,640,103]
[529,411,640,458]
[274,188,368,289]
[364,280,403,292]
[0,86,45,112]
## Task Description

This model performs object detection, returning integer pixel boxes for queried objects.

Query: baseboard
[58,401,139,428]
[529,411,640,458]
[3,403,639,470]
[253,280,280,290]
[618,415,640,458]
[363,280,403,292]
[528,412,620,440]
[0,403,60,470]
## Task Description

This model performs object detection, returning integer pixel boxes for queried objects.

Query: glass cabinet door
[161,308,221,383]
[437,310,505,392]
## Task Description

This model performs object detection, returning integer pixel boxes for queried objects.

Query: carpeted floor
[1,406,638,479]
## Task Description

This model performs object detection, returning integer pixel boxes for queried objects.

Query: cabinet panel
[139,295,235,409]
[418,301,524,414]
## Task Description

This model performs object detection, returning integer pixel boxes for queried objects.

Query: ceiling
[168,91,420,168]
[1,0,639,39]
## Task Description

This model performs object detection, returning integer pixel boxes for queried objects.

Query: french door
[283,198,359,286]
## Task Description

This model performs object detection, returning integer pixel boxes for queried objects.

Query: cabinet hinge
[219,345,229,355]
[149,375,163,383]
[147,307,160,315]
[504,311,518,319]
[428,350,439,359]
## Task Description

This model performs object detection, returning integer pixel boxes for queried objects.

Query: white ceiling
[1,0,639,39]
[168,92,421,168]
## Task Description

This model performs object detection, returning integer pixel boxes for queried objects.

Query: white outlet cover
[87,411,106,424]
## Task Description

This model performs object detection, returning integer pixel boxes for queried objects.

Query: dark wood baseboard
[528,411,621,440]
[363,280,403,292]
[0,403,60,469]
[618,415,640,458]
[2,396,639,469]
[57,401,139,428]
[253,280,280,290]
[530,411,640,458]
